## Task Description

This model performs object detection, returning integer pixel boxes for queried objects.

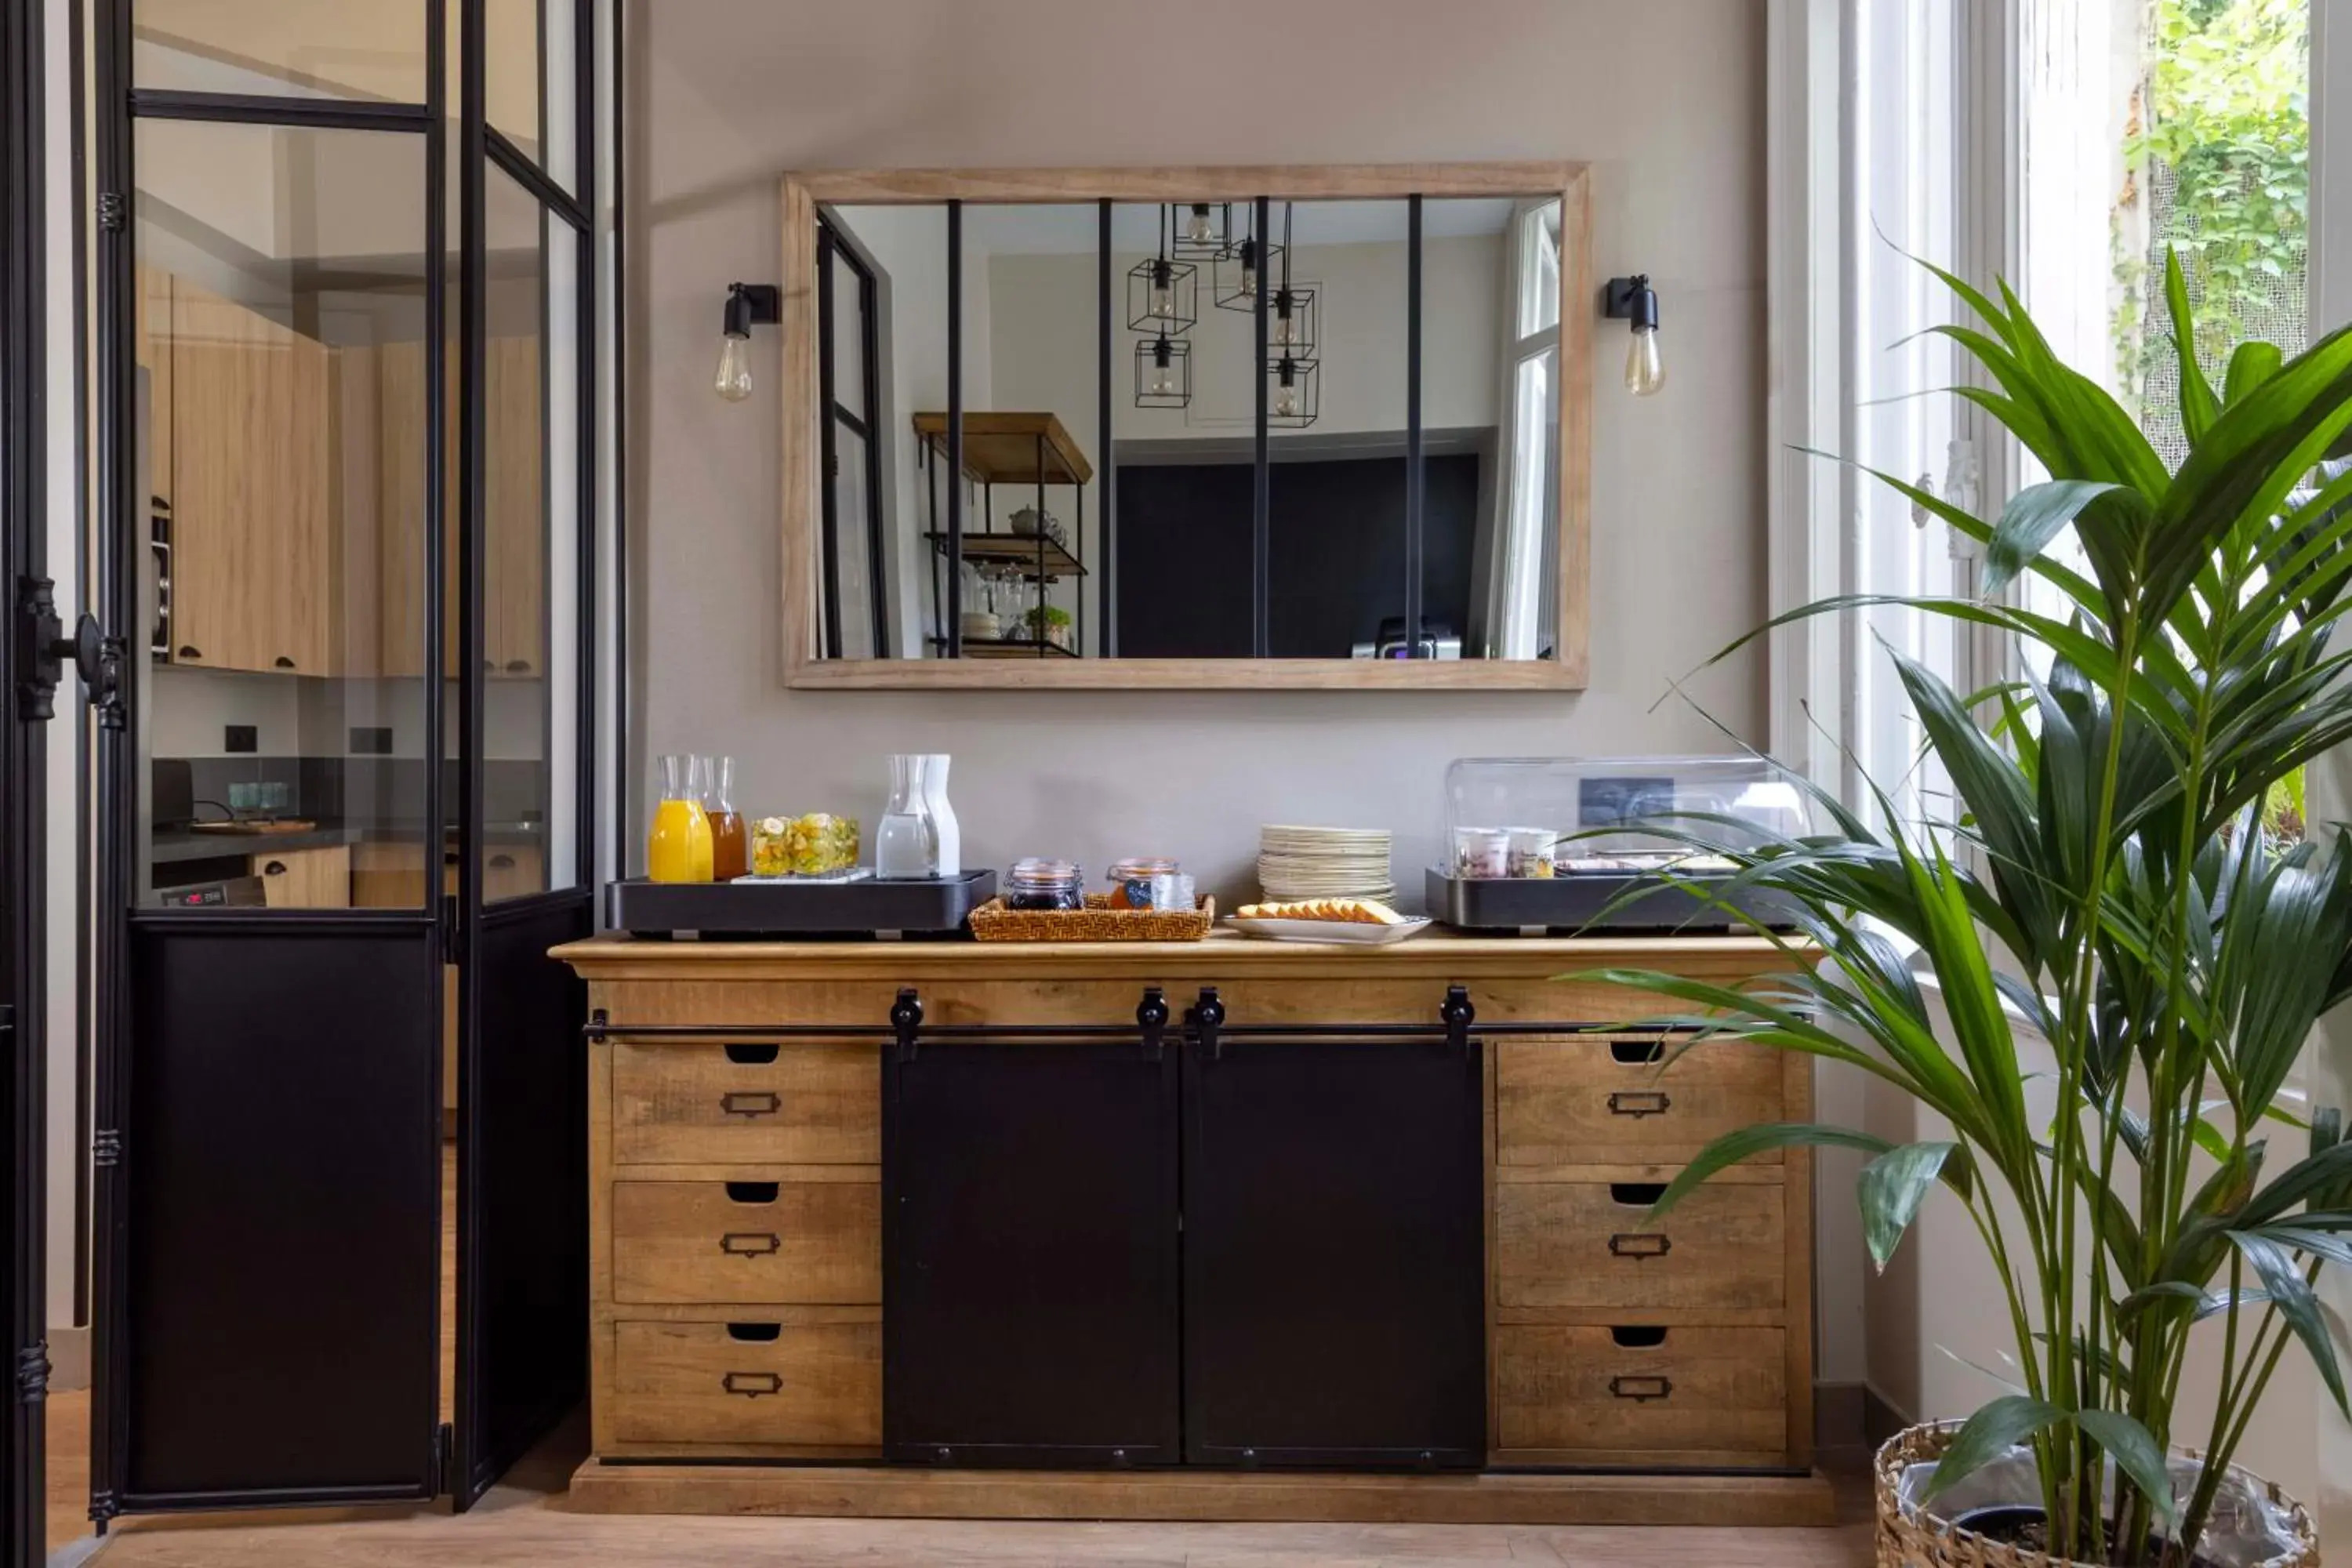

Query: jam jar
[1004,858,1084,911]
[1107,857,1181,909]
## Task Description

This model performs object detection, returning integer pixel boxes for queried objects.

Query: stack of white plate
[1257,824,1396,906]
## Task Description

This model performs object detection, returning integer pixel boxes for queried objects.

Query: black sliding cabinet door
[0,0,49,1547]
[452,0,597,1511]
[1183,1033,1486,1468]
[884,1032,1181,1466]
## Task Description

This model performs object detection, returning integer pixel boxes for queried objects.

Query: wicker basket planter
[1874,1422,2318,1568]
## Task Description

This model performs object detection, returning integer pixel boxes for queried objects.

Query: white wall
[637,0,1770,907]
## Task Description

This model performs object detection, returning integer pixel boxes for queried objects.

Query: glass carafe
[874,753,937,878]
[648,753,715,883]
[705,755,746,881]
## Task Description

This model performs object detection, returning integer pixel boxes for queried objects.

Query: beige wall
[635,0,1770,906]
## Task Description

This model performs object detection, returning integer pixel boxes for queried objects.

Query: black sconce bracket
[1602,274,1660,333]
[723,281,783,337]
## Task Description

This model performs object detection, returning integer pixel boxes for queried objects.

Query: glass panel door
[93,95,448,1514]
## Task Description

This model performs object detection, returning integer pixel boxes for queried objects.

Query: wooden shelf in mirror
[911,411,1092,486]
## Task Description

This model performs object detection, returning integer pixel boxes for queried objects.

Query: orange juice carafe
[648,754,715,883]
[706,756,747,881]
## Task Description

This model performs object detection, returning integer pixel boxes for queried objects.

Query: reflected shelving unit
[915,411,1092,659]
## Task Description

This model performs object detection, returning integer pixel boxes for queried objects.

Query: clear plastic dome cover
[1441,756,1813,875]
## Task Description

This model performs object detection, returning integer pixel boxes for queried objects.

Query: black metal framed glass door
[85,0,610,1521]
[88,0,454,1515]
[1,0,52,1552]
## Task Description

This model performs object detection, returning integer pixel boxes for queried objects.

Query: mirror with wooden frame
[779,164,1590,690]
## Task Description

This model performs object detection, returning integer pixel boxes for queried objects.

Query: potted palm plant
[1592,254,2349,1566]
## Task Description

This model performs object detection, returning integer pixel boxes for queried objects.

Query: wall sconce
[713,281,782,402]
[1602,274,1664,397]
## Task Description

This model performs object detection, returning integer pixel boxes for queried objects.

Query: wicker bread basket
[1873,1421,2318,1568]
[967,893,1215,942]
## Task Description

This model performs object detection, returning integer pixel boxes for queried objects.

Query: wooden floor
[40,1146,1871,1566]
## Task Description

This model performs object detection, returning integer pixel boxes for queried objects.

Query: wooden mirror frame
[780,162,1591,690]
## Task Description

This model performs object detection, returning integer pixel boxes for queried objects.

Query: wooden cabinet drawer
[612,1040,878,1166]
[1495,1179,1785,1312]
[612,1316,880,1450]
[612,1179,880,1305]
[1496,1036,1785,1167]
[1495,1324,1788,1461]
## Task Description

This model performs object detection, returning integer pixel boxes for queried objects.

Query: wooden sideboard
[553,931,1832,1525]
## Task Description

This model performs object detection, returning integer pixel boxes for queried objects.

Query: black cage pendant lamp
[1214,203,1282,314]
[1135,332,1192,408]
[1267,202,1317,360]
[1126,205,1198,333]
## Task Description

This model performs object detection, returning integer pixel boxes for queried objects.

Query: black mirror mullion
[1098,198,1113,658]
[946,199,962,658]
[1406,193,1424,659]
[1252,194,1270,659]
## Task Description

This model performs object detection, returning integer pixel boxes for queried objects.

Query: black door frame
[815,216,889,659]
[452,0,601,1511]
[0,0,49,1550]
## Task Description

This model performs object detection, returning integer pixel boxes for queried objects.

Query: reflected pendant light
[1125,205,1197,333]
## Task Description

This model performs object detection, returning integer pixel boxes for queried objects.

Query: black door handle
[489,854,515,869]
[1608,1091,1671,1118]
[721,1091,782,1119]
[177,644,201,659]
[722,1371,782,1399]
[1608,1232,1672,1258]
[719,1232,781,1257]
[263,861,288,876]
[504,659,532,673]
[1610,1374,1673,1403]
[274,655,296,669]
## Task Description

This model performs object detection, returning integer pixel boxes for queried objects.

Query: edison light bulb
[1148,344,1179,398]
[713,333,753,402]
[1273,365,1301,419]
[1186,205,1214,245]
[1236,241,1258,299]
[1148,260,1174,320]
[1272,291,1298,347]
[1623,325,1664,397]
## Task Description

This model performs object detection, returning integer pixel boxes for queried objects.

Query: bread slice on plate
[1232,898,1408,926]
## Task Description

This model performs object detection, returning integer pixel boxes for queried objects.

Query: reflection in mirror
[956,203,1101,659]
[804,184,1569,667]
[811,203,945,660]
[1465,194,1564,661]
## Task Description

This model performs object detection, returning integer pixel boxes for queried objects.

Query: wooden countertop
[551,928,1798,982]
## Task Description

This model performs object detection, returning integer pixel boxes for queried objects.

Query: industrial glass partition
[90,0,605,1523]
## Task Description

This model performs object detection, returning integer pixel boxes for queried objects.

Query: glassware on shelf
[648,753,715,883]
[705,755,746,881]
[874,753,938,878]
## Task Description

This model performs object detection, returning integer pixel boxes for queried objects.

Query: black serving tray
[608,869,997,939]
[1425,867,1799,936]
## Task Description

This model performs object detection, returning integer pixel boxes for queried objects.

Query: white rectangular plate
[1226,916,1434,946]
